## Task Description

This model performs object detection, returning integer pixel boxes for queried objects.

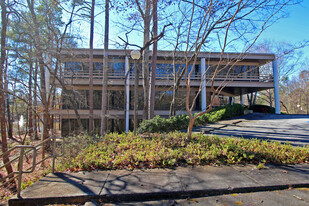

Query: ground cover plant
[137,104,244,133]
[60,132,309,171]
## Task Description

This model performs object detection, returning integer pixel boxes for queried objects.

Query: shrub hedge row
[250,104,275,113]
[137,104,244,134]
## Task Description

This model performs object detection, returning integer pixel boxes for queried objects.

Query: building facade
[51,49,279,135]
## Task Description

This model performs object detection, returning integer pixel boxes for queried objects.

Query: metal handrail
[60,72,274,82]
[0,136,64,197]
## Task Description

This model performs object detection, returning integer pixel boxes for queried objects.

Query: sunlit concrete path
[194,113,309,147]
[104,188,309,206]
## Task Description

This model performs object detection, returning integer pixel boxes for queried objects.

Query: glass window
[109,62,125,76]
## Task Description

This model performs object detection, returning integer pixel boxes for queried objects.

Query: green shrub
[250,104,275,113]
[137,115,169,134]
[168,114,190,130]
[137,104,244,134]
[56,134,101,171]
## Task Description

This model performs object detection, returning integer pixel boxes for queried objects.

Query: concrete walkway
[9,164,309,205]
[193,113,309,147]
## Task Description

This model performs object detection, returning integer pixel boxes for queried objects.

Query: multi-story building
[52,49,279,135]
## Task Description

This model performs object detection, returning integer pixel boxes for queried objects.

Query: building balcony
[54,71,274,88]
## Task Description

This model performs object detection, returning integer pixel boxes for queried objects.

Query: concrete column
[201,58,207,111]
[273,60,280,114]
[125,56,130,132]
[240,88,244,105]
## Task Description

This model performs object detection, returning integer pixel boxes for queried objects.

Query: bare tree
[115,0,174,122]
[118,24,171,132]
[148,0,157,119]
[7,0,81,143]
[88,0,95,133]
[132,0,152,120]
[253,40,308,108]
[101,0,109,135]
[163,4,192,117]
[177,0,301,140]
[26,0,51,159]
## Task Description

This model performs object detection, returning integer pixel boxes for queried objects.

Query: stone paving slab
[19,170,110,198]
[231,164,309,187]
[104,188,309,206]
[101,169,182,195]
[175,165,259,191]
[9,164,309,206]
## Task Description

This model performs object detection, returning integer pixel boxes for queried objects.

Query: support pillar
[125,56,130,132]
[201,58,207,111]
[273,60,280,114]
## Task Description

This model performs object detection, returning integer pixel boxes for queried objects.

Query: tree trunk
[169,70,186,117]
[169,84,177,117]
[28,57,34,139]
[0,0,14,182]
[280,101,289,114]
[142,0,151,120]
[4,47,12,139]
[149,0,157,120]
[34,61,38,139]
[169,40,184,117]
[186,117,195,141]
[88,0,95,133]
[27,0,49,160]
[169,90,176,117]
[306,95,309,114]
[101,0,109,136]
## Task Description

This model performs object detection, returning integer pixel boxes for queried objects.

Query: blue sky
[87,1,309,60]
[257,1,309,58]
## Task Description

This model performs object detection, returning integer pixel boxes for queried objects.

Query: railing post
[17,147,25,197]
[52,137,56,173]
